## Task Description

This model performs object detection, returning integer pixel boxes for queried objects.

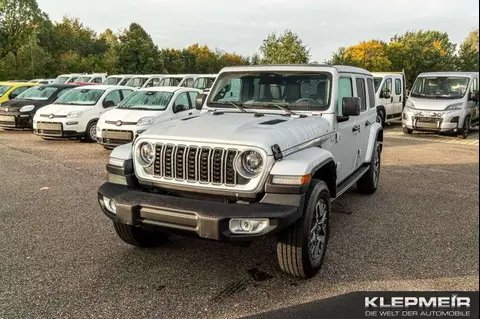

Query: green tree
[457,29,479,72]
[0,0,47,57]
[117,23,164,73]
[330,41,391,71]
[259,29,310,64]
[388,30,457,87]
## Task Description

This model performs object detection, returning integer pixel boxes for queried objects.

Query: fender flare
[110,142,133,161]
[364,122,384,164]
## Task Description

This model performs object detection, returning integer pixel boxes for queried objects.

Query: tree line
[0,0,478,85]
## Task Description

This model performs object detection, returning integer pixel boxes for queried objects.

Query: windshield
[66,77,79,83]
[194,77,216,90]
[105,77,121,85]
[117,91,174,110]
[53,76,69,84]
[54,89,105,105]
[374,77,383,92]
[0,85,12,97]
[76,76,92,82]
[16,86,58,100]
[125,77,148,87]
[411,76,470,99]
[118,77,131,86]
[208,72,332,111]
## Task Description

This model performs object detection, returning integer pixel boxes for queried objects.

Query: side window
[472,78,479,92]
[187,91,199,108]
[92,77,103,84]
[145,78,159,88]
[355,78,367,111]
[367,78,376,109]
[103,90,122,107]
[186,78,194,87]
[173,92,190,112]
[383,78,393,94]
[172,78,182,86]
[10,86,29,99]
[338,77,353,115]
[395,79,402,95]
[121,90,133,99]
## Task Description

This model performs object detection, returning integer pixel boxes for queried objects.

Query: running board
[332,164,370,201]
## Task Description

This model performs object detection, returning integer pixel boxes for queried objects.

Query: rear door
[354,76,376,166]
[393,75,404,116]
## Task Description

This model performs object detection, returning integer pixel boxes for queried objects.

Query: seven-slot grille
[153,144,240,186]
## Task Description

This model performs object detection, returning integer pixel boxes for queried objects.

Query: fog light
[229,218,269,234]
[103,196,117,214]
[451,116,459,123]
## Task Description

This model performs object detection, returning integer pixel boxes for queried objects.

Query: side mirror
[342,97,361,116]
[381,89,391,99]
[103,100,115,108]
[173,104,186,113]
[470,91,479,102]
[195,93,207,110]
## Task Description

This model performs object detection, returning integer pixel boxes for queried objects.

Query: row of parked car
[1,69,478,144]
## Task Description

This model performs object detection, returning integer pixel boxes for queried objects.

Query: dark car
[0,84,79,129]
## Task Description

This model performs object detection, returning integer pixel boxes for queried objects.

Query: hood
[101,108,166,124]
[37,103,94,116]
[408,96,465,111]
[140,112,333,155]
[0,99,47,111]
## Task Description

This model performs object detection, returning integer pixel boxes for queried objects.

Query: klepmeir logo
[365,294,472,317]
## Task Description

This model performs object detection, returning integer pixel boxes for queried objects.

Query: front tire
[458,116,471,139]
[85,121,98,143]
[276,179,331,278]
[376,110,385,127]
[357,141,381,194]
[403,127,413,135]
[113,222,169,248]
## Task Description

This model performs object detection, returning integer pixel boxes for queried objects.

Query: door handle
[391,97,394,103]
[352,125,361,132]
[365,120,372,126]
[188,112,193,116]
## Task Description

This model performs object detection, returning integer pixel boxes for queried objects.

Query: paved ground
[0,124,478,319]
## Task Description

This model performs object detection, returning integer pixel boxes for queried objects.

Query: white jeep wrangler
[98,65,383,278]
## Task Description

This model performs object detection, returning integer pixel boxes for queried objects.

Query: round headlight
[236,150,264,178]
[138,142,154,166]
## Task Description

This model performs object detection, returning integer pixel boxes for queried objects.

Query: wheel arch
[364,123,384,163]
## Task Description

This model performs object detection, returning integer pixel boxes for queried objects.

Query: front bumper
[0,112,32,129]
[33,119,85,138]
[96,123,147,147]
[402,108,462,132]
[98,182,303,242]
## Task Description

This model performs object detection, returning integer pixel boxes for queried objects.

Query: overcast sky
[37,0,479,62]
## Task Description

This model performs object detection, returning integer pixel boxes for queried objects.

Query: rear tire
[357,141,381,194]
[403,127,413,135]
[113,222,169,248]
[458,116,471,139]
[276,179,331,278]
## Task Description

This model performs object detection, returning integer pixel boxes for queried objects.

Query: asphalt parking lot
[0,124,478,319]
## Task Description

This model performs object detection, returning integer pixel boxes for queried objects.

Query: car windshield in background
[117,91,174,110]
[0,85,12,97]
[411,76,470,99]
[76,76,92,82]
[54,89,105,105]
[126,77,148,87]
[208,72,332,111]
[374,77,383,92]
[66,77,79,83]
[105,77,121,85]
[16,86,58,100]
[194,77,216,89]
[53,77,69,84]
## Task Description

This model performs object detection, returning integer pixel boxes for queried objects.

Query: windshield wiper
[210,101,248,113]
[267,103,296,116]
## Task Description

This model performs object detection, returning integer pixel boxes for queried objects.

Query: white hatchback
[33,85,134,142]
[96,87,202,149]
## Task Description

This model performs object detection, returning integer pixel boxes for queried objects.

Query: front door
[469,77,479,123]
[333,76,360,182]
[172,92,195,120]
[379,77,394,117]
[393,76,404,116]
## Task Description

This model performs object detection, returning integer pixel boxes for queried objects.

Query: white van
[402,72,479,138]
[104,75,134,86]
[75,73,108,84]
[372,72,406,126]
[96,87,202,149]
[52,74,83,84]
[156,75,190,87]
[192,74,217,90]
[125,75,154,89]
[33,85,134,142]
